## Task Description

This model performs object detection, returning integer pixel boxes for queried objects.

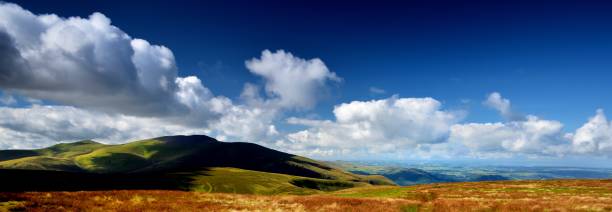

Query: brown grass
[334,179,612,211]
[1,179,611,211]
[0,190,415,212]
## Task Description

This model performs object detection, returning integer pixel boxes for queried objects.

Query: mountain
[0,135,394,193]
[331,161,458,185]
[331,161,612,186]
[378,168,458,185]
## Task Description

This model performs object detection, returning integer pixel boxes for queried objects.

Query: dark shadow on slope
[89,153,152,173]
[0,135,386,191]
[0,150,39,161]
[146,135,334,179]
[0,169,209,192]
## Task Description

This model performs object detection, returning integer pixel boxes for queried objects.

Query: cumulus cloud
[0,3,343,148]
[212,104,279,142]
[450,116,570,157]
[1,2,611,162]
[245,50,341,109]
[572,109,612,155]
[209,50,345,143]
[0,3,200,117]
[0,100,281,149]
[450,92,612,158]
[483,92,523,121]
[448,92,569,157]
[279,91,610,159]
[0,105,210,149]
[283,96,463,156]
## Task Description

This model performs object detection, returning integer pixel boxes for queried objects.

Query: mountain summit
[0,135,393,193]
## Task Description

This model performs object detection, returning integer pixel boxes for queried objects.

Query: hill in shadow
[0,135,394,192]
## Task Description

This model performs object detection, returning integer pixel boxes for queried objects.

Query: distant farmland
[1,179,610,211]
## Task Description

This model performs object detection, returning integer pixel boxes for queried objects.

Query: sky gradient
[1,0,611,166]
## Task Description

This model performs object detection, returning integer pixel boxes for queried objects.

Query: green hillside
[183,167,373,194]
[0,135,394,193]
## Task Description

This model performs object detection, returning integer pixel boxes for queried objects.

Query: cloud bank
[283,96,463,156]
[0,3,339,148]
[0,6,186,116]
[0,105,209,149]
[279,92,612,159]
[572,109,612,155]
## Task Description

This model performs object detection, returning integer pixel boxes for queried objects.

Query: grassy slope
[0,135,394,193]
[0,156,80,172]
[182,167,374,195]
[0,140,106,171]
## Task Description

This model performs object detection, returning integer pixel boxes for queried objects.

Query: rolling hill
[0,135,393,193]
[332,161,513,185]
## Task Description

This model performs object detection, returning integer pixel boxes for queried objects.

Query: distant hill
[379,168,458,185]
[331,161,518,185]
[331,161,612,186]
[0,135,394,193]
[331,161,456,185]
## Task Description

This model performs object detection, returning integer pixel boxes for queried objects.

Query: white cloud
[1,2,610,163]
[204,50,344,143]
[0,105,209,149]
[450,92,612,158]
[572,109,612,155]
[0,3,330,148]
[369,87,386,95]
[280,92,610,159]
[245,50,341,109]
[283,96,463,156]
[450,92,571,157]
[450,116,570,157]
[0,101,282,149]
[483,92,523,121]
[205,49,345,143]
[0,3,201,117]
[212,105,279,142]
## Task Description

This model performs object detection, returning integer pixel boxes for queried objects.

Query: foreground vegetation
[335,179,612,211]
[1,179,610,211]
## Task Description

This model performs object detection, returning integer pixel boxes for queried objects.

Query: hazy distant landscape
[333,161,612,185]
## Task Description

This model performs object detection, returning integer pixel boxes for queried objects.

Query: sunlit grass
[1,179,610,211]
[330,179,612,211]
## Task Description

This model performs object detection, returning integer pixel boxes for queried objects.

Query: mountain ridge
[0,135,394,193]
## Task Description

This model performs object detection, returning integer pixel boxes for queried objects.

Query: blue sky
[12,0,612,129]
[1,0,612,166]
